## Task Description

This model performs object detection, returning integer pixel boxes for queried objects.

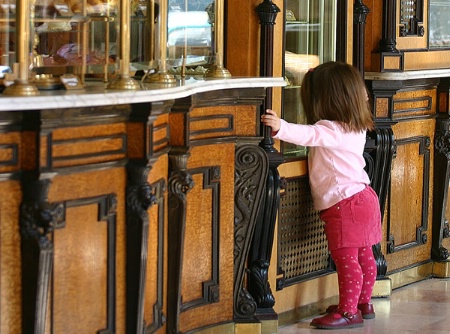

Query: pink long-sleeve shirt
[274,119,370,211]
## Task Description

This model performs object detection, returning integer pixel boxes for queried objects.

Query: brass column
[205,0,231,78]
[145,0,176,85]
[3,0,39,96]
[108,0,140,89]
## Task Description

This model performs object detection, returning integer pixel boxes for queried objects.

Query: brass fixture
[205,0,230,78]
[144,0,175,85]
[108,0,140,89]
[3,0,39,96]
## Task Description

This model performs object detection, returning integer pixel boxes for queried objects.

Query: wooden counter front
[0,79,282,334]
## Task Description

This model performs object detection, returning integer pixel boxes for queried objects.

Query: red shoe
[310,309,363,329]
[326,303,375,319]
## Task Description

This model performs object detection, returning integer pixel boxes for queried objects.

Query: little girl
[261,61,382,330]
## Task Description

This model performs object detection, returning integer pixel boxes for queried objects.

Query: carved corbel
[20,176,64,334]
[432,121,450,261]
[126,162,160,334]
[234,144,269,319]
[167,149,194,334]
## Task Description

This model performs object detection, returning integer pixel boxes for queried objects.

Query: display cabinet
[0,0,14,76]
[32,0,119,87]
[282,0,336,156]
[0,0,224,95]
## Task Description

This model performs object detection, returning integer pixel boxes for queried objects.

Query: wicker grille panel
[277,176,332,290]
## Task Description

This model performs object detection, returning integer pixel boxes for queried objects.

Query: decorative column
[353,0,369,74]
[108,0,140,90]
[373,0,403,72]
[379,0,398,52]
[247,0,282,318]
[20,175,63,333]
[432,77,450,266]
[145,0,176,85]
[205,0,231,78]
[3,0,39,95]
[365,79,400,293]
[126,163,157,333]
[166,149,194,333]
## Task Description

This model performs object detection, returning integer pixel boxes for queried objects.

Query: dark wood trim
[336,0,348,62]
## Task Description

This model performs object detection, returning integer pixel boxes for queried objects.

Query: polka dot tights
[330,246,377,314]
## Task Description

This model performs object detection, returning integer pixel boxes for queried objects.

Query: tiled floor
[277,278,450,333]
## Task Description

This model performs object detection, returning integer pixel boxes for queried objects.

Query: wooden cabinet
[0,80,279,334]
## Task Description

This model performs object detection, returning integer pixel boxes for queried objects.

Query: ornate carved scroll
[234,144,269,319]
[251,0,283,318]
[364,127,395,277]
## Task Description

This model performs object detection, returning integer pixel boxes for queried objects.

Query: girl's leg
[330,247,362,314]
[357,246,377,304]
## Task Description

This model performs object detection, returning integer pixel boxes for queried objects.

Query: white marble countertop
[365,68,450,81]
[0,76,286,111]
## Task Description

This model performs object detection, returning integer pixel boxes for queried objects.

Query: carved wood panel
[48,168,126,334]
[177,144,235,333]
[385,118,435,273]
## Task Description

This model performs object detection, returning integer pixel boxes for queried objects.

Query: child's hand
[261,109,281,133]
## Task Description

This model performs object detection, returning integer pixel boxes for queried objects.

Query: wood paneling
[225,0,262,77]
[386,118,435,272]
[49,168,127,334]
[0,88,266,334]
[0,180,22,334]
[178,144,235,332]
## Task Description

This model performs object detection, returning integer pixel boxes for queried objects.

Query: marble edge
[365,68,450,81]
[0,77,287,111]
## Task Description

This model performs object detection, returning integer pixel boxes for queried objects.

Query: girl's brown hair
[300,61,374,132]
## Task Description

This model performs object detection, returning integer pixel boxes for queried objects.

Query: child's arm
[262,109,343,147]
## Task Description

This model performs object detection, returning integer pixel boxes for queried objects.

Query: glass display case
[32,0,119,86]
[167,0,214,77]
[0,0,219,94]
[429,0,450,48]
[0,0,14,77]
[283,0,336,157]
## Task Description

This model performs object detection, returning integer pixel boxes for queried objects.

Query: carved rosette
[234,144,269,319]
[435,130,450,158]
[127,164,157,225]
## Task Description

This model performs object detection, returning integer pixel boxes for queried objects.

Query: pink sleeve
[273,120,344,147]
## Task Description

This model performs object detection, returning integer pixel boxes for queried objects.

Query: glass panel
[283,0,336,157]
[32,0,119,86]
[429,0,450,49]
[167,0,214,77]
[0,0,14,79]
[130,0,156,73]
